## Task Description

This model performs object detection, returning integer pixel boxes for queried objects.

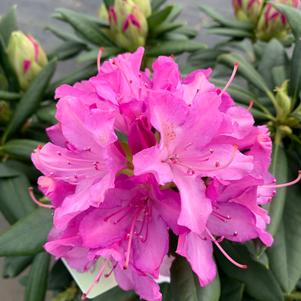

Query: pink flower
[45,174,181,300]
[31,48,299,300]
[133,88,253,235]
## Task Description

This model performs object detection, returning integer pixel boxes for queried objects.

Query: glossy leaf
[148,40,206,56]
[290,38,301,103]
[220,277,244,301]
[207,27,252,38]
[48,41,86,61]
[0,90,20,101]
[36,103,56,124]
[2,59,57,142]
[3,256,33,278]
[216,242,283,301]
[45,25,84,43]
[0,37,19,91]
[0,139,42,160]
[148,6,173,30]
[268,162,301,293]
[268,145,288,236]
[171,256,221,301]
[53,8,113,46]
[48,260,73,291]
[46,63,96,98]
[24,252,50,301]
[258,39,287,90]
[200,4,252,30]
[0,208,52,256]
[151,0,167,12]
[0,167,35,224]
[0,5,18,45]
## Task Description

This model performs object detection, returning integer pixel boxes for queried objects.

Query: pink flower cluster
[32,48,279,300]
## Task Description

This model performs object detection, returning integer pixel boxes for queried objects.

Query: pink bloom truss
[31,47,299,300]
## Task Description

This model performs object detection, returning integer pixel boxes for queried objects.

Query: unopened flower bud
[233,0,264,25]
[132,0,151,18]
[109,0,148,51]
[275,80,292,119]
[256,0,300,42]
[7,31,48,90]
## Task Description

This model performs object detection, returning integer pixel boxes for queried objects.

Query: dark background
[0,1,232,300]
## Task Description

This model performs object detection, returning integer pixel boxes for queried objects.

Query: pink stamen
[97,48,104,73]
[206,228,247,269]
[81,259,109,300]
[28,187,54,209]
[124,210,140,269]
[261,171,301,189]
[247,100,254,111]
[220,62,239,96]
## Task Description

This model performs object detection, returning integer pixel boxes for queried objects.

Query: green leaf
[0,208,52,256]
[93,286,139,301]
[0,168,35,224]
[0,162,20,177]
[36,103,56,124]
[3,256,33,278]
[271,3,301,38]
[267,145,288,236]
[165,4,182,22]
[48,41,86,61]
[258,39,287,90]
[2,59,57,142]
[48,260,73,291]
[290,38,301,104]
[220,277,244,301]
[0,90,20,101]
[0,139,42,160]
[268,162,301,293]
[45,25,85,43]
[189,49,224,68]
[0,5,18,46]
[24,252,50,301]
[160,282,172,301]
[218,53,274,102]
[171,256,221,301]
[151,0,167,12]
[46,63,96,98]
[199,4,252,30]
[148,40,206,56]
[216,242,283,301]
[0,37,19,91]
[148,6,173,30]
[207,27,252,38]
[153,22,183,37]
[53,8,113,46]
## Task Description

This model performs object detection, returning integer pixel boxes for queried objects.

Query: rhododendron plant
[29,47,301,300]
